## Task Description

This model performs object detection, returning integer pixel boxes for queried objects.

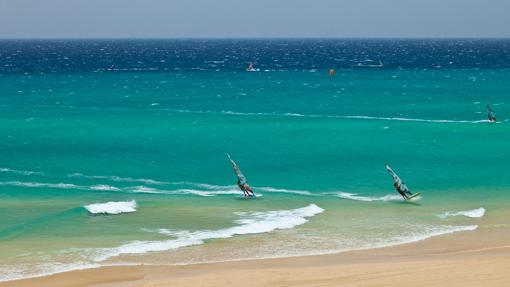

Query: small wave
[68,173,167,185]
[84,200,137,215]
[0,180,249,197]
[0,167,44,176]
[0,181,81,189]
[127,186,243,196]
[90,185,120,191]
[391,225,478,246]
[184,182,237,190]
[129,186,162,194]
[167,109,490,124]
[335,192,403,202]
[257,187,313,196]
[172,188,242,197]
[340,115,489,124]
[95,204,323,260]
[438,208,485,219]
[9,104,492,124]
[0,181,119,192]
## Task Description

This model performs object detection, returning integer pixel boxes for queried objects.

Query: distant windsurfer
[487,104,497,122]
[385,165,414,200]
[227,154,255,197]
[246,62,257,72]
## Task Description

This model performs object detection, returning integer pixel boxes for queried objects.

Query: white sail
[385,165,411,196]
[227,154,248,186]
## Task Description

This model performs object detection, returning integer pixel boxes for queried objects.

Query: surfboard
[235,196,259,200]
[406,192,421,200]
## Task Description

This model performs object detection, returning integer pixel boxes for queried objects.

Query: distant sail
[487,104,497,122]
[246,62,258,72]
[385,165,413,199]
[355,59,384,68]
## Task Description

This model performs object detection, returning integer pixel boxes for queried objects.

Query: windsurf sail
[487,104,497,122]
[227,154,254,197]
[385,165,413,199]
[246,62,258,72]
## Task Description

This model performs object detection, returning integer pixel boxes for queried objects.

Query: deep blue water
[2,39,510,74]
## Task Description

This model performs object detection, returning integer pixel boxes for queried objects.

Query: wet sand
[3,227,510,287]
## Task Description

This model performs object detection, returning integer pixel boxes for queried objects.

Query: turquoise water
[0,40,509,281]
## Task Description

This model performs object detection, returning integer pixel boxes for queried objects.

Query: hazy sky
[1,0,509,38]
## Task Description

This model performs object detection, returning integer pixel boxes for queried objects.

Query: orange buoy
[329,69,335,76]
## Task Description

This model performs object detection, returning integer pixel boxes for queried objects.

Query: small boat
[355,60,384,68]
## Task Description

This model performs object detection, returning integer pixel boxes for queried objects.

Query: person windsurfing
[487,104,497,122]
[246,62,257,72]
[385,165,415,200]
[227,154,255,197]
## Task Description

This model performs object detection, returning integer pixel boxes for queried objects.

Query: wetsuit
[238,180,254,197]
[394,182,411,199]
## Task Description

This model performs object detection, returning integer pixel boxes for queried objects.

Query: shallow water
[0,39,509,281]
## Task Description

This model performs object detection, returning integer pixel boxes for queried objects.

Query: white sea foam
[340,115,489,124]
[0,181,119,192]
[11,105,494,125]
[167,109,490,124]
[68,173,167,185]
[257,187,313,196]
[172,188,242,197]
[129,186,162,194]
[184,182,237,190]
[1,212,480,282]
[0,168,44,176]
[90,185,120,191]
[84,200,137,215]
[95,204,324,260]
[382,225,478,247]
[127,186,243,196]
[335,192,403,202]
[438,208,486,219]
[0,180,280,198]
[0,181,81,189]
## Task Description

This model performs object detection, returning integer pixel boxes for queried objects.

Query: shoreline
[3,226,510,287]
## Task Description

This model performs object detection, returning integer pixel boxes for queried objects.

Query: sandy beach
[3,226,509,287]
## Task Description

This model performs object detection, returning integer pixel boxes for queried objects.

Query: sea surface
[0,39,509,281]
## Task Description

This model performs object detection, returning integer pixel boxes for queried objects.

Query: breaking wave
[257,187,314,196]
[84,200,137,215]
[438,208,486,219]
[382,224,478,247]
[127,185,244,197]
[0,180,279,197]
[335,192,404,202]
[95,204,324,260]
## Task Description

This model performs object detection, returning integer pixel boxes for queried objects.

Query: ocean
[0,39,509,281]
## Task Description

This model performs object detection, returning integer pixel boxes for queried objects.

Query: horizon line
[1,36,510,41]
